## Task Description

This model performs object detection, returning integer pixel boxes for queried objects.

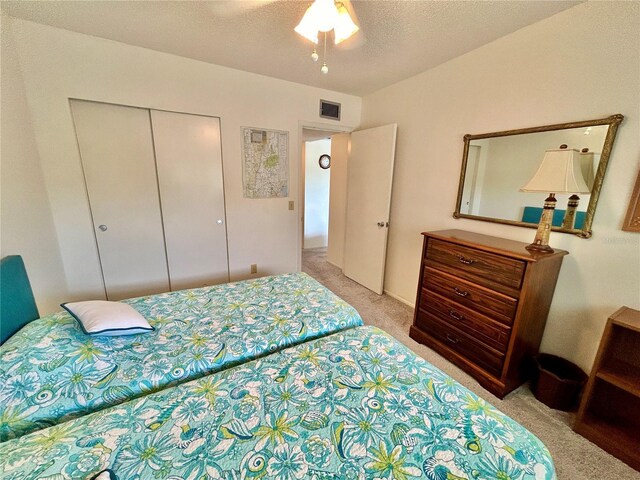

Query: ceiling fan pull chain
[321,32,329,74]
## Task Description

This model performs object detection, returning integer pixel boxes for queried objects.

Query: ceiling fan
[204,1,279,17]
[206,0,365,73]
[294,0,364,73]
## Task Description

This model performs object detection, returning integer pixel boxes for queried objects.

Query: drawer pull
[453,287,469,297]
[446,333,460,344]
[449,310,464,321]
[457,255,476,265]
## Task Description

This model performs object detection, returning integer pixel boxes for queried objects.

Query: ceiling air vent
[319,100,341,121]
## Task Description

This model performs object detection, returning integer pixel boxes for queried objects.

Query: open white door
[343,124,397,294]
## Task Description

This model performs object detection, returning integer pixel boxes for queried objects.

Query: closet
[70,100,229,300]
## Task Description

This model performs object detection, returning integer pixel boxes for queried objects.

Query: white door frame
[297,121,355,272]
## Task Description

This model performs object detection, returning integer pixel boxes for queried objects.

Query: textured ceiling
[1,0,581,96]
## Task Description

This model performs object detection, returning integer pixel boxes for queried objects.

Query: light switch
[288,201,295,211]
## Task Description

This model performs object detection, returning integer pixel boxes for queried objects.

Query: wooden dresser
[410,229,568,398]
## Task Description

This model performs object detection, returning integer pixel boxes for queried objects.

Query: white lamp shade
[295,0,340,43]
[294,5,320,43]
[520,148,590,194]
[313,0,340,32]
[295,0,359,45]
[334,3,359,44]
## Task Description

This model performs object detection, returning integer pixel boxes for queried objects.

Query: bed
[0,326,556,480]
[0,272,363,441]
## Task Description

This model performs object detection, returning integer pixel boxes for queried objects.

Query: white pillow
[61,300,154,336]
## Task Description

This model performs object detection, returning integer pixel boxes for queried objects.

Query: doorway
[301,129,334,252]
[298,124,398,295]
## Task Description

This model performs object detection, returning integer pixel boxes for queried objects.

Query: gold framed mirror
[453,114,623,238]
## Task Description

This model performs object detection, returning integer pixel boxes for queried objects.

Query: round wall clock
[319,154,331,169]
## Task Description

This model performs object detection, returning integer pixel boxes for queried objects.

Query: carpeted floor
[302,247,639,480]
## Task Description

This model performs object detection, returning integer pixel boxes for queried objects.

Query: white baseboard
[383,289,415,308]
[326,259,343,269]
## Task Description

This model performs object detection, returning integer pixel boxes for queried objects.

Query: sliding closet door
[150,110,229,290]
[70,100,170,300]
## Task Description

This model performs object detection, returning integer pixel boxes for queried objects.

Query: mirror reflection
[454,115,623,237]
[460,126,606,228]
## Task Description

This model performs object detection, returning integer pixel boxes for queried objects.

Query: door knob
[98,225,108,232]
[377,221,389,227]
[217,219,224,225]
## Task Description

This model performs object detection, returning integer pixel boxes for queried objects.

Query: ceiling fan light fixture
[295,0,339,42]
[311,0,340,32]
[334,2,359,44]
[294,5,320,43]
[295,0,360,74]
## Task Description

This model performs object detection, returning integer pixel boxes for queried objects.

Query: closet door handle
[98,225,108,232]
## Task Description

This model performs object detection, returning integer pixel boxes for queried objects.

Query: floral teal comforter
[0,326,556,480]
[0,273,363,442]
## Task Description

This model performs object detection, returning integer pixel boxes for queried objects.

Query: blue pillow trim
[60,302,155,336]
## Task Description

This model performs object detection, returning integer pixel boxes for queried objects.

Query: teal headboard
[0,255,39,344]
[522,206,586,229]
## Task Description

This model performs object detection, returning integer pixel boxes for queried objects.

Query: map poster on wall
[242,127,289,198]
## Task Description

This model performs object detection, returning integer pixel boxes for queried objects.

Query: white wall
[361,1,640,372]
[327,133,350,268]
[2,17,361,312]
[0,16,67,314]
[303,138,331,249]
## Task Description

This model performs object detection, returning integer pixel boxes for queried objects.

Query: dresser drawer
[420,289,511,352]
[415,308,505,377]
[423,266,517,324]
[425,239,525,296]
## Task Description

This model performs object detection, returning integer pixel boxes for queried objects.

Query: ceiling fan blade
[205,0,279,17]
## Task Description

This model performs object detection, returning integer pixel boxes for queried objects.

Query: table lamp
[520,145,590,252]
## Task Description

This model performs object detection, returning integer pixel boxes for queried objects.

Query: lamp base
[527,193,557,254]
[561,194,580,230]
[525,243,555,253]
